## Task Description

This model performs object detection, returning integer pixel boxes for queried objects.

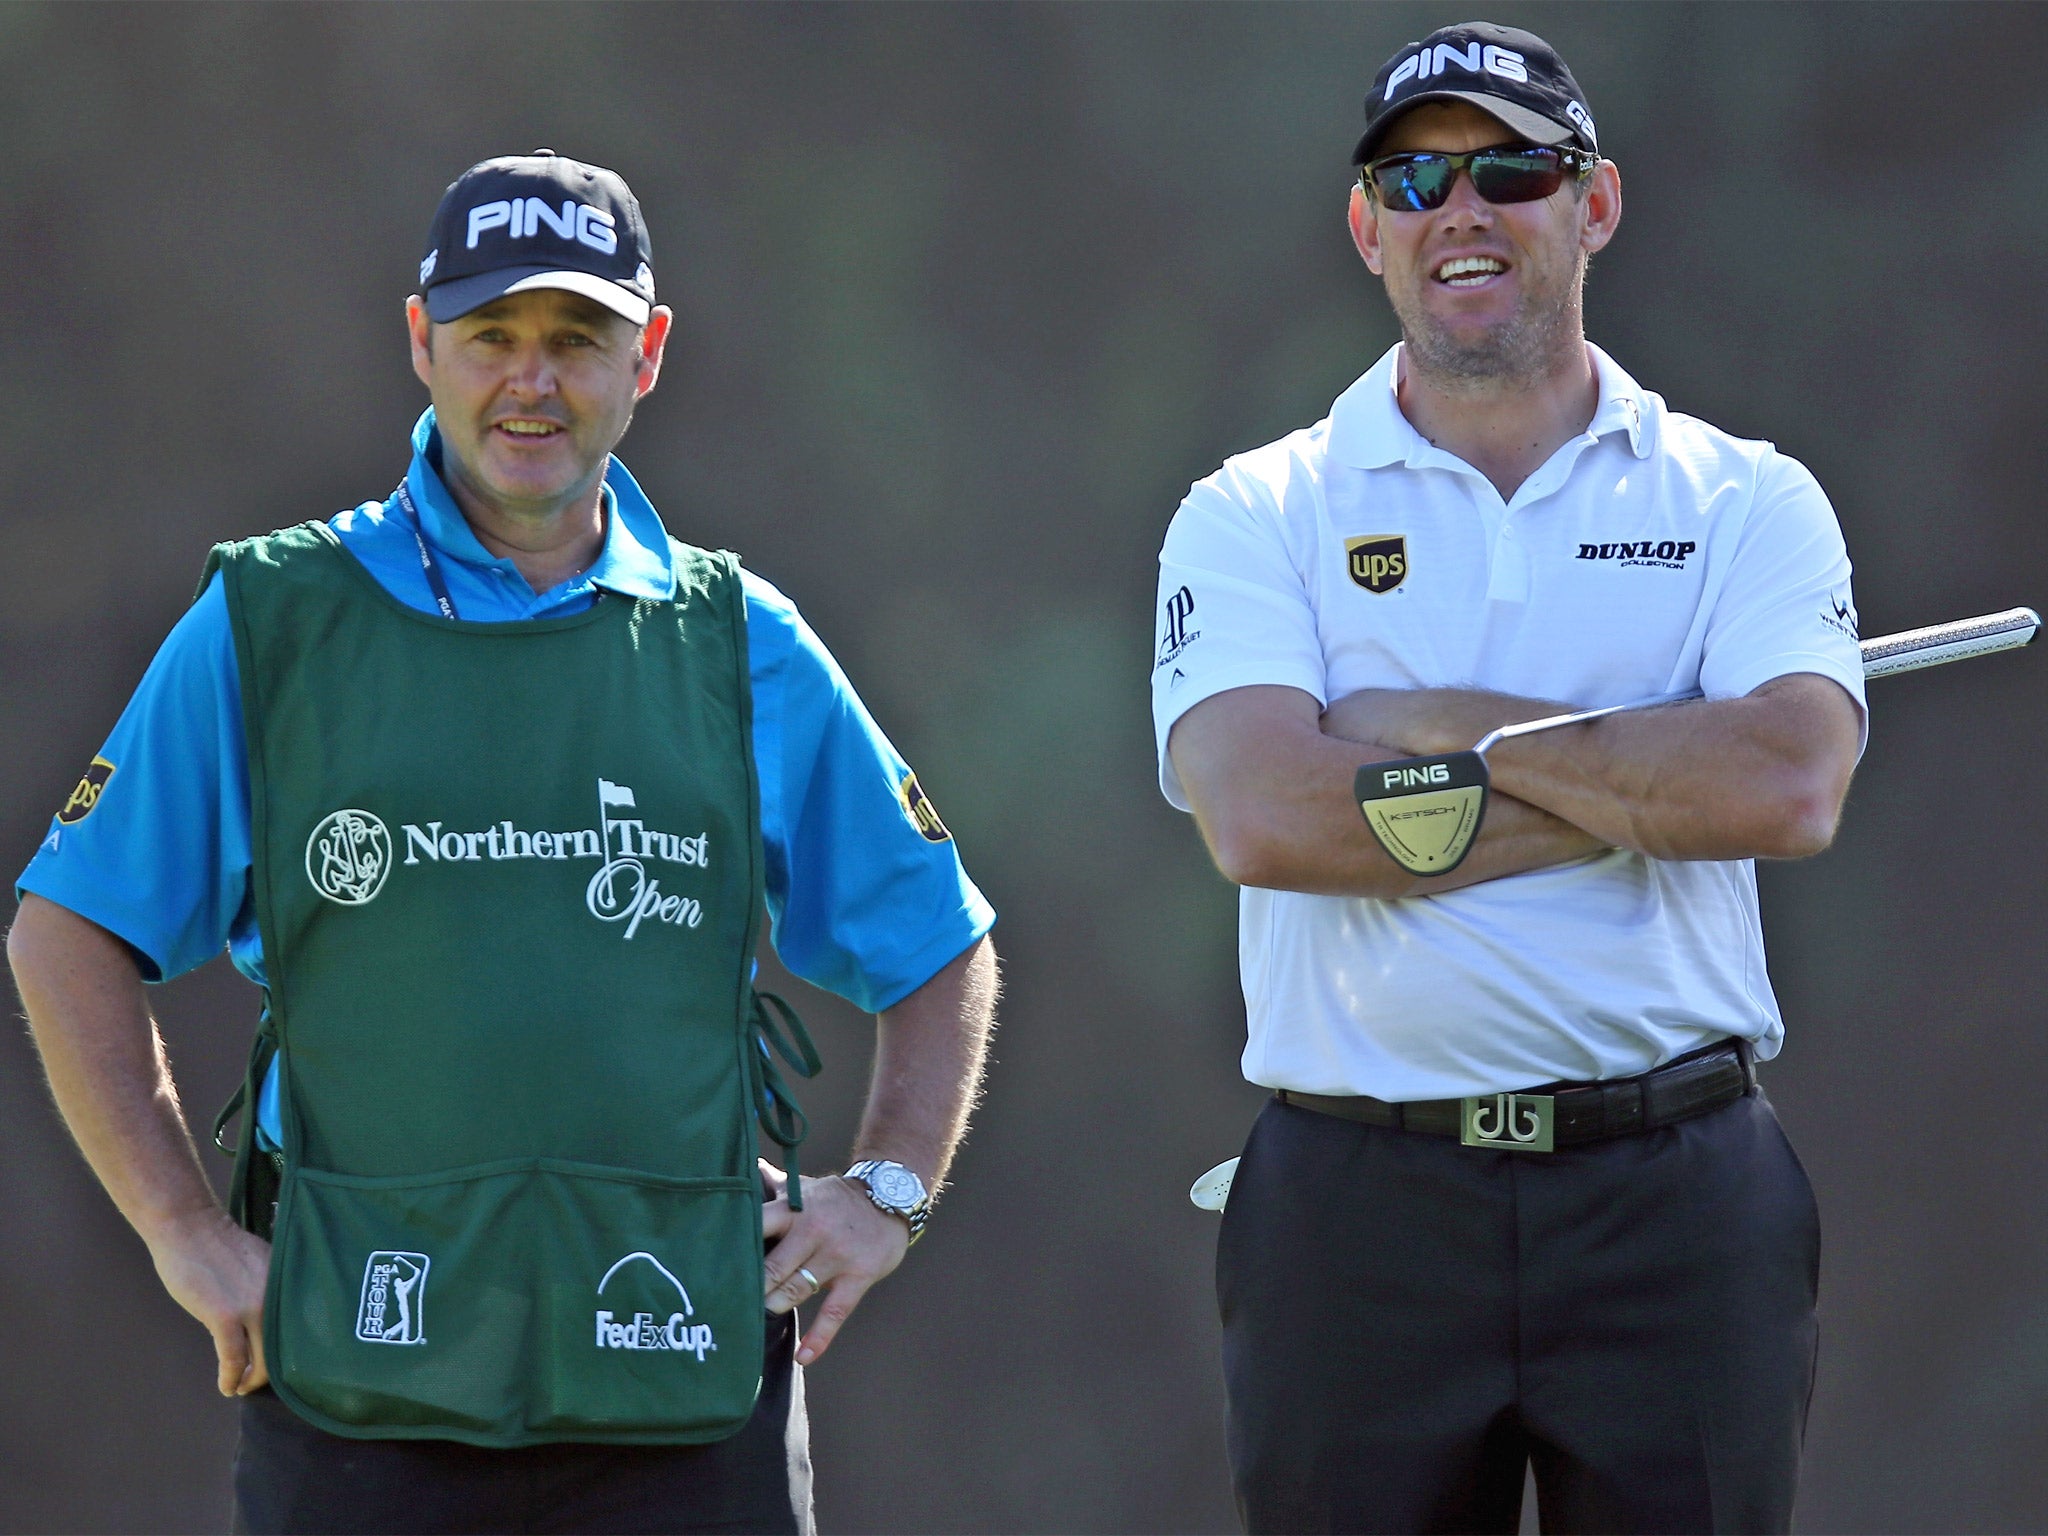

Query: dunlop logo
[1345,535,1407,595]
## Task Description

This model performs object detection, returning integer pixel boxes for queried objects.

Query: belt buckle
[1460,1092,1555,1152]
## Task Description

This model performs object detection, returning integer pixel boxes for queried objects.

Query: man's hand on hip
[759,1159,909,1365]
[148,1207,273,1396]
[9,896,277,1398]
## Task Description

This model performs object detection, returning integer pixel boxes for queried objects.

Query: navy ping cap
[1354,22,1598,166]
[419,150,655,325]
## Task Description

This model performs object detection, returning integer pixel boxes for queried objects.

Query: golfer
[9,150,998,1535]
[1154,24,1863,1533]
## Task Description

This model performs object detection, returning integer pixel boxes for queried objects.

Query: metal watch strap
[844,1158,929,1244]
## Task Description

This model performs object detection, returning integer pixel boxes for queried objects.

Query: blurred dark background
[3,3,2044,1531]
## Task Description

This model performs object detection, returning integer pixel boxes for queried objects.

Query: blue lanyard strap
[392,480,459,621]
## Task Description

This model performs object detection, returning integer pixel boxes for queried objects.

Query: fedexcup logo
[595,1251,716,1362]
[307,810,393,905]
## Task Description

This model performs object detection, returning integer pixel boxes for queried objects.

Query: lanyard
[392,479,459,621]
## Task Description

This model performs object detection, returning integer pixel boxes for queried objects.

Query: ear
[1579,160,1622,256]
[633,306,674,400]
[405,296,434,389]
[1348,183,1385,276]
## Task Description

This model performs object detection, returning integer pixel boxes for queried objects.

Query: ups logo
[898,772,952,843]
[1345,535,1407,595]
[57,756,116,826]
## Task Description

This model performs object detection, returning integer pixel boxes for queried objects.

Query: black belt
[1276,1040,1755,1152]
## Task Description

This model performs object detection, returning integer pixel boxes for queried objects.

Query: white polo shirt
[1152,343,1867,1101]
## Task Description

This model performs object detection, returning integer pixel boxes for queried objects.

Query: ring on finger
[796,1266,821,1297]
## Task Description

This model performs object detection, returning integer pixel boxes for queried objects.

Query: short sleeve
[14,573,259,982]
[1698,450,1868,747]
[1151,470,1326,810]
[744,573,995,1013]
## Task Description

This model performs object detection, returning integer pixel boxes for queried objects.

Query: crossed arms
[1167,676,1863,899]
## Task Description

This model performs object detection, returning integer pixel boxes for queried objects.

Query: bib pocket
[268,1158,764,1447]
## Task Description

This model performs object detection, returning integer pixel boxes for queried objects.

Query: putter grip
[1471,606,2038,755]
[1858,607,2040,678]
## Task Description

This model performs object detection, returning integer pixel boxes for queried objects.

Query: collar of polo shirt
[400,407,675,603]
[1327,343,1658,471]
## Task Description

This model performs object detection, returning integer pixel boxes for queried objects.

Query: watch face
[872,1166,922,1209]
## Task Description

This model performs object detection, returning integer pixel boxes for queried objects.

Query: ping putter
[1355,607,2041,879]
[1194,606,2040,1212]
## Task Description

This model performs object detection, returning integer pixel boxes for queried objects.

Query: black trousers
[231,1311,813,1536]
[1218,1089,1820,1535]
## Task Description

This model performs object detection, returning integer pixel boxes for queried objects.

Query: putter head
[1355,750,1490,876]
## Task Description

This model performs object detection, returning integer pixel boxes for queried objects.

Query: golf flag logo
[586,778,708,938]
[1346,535,1408,595]
[356,1251,430,1345]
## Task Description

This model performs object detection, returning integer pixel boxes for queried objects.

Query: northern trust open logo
[304,779,711,939]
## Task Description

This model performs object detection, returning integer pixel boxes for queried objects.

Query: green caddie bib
[208,521,778,1447]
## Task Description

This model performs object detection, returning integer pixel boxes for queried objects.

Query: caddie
[1155,24,1864,1534]
[9,149,998,1536]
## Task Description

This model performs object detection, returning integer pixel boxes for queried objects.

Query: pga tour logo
[304,779,710,940]
[356,1251,429,1345]
[595,1251,716,1363]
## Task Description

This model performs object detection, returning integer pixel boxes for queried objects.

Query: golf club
[1355,606,2041,879]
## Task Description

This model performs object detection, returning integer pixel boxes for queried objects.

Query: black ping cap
[419,150,654,325]
[1353,22,1598,166]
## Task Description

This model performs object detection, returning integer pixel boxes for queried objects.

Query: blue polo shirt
[19,411,994,1142]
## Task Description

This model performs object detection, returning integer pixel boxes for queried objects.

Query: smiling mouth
[493,419,566,439]
[1433,255,1507,287]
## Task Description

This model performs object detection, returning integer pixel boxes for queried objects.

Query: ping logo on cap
[421,150,653,324]
[465,197,618,255]
[1384,41,1529,99]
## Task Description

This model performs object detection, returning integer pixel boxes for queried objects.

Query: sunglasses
[1360,145,1595,212]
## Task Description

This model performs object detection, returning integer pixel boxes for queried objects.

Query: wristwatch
[844,1159,930,1244]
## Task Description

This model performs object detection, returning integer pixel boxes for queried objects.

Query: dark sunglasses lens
[1372,156,1456,211]
[1469,150,1567,205]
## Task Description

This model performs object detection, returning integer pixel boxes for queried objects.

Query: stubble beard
[1392,249,1589,393]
